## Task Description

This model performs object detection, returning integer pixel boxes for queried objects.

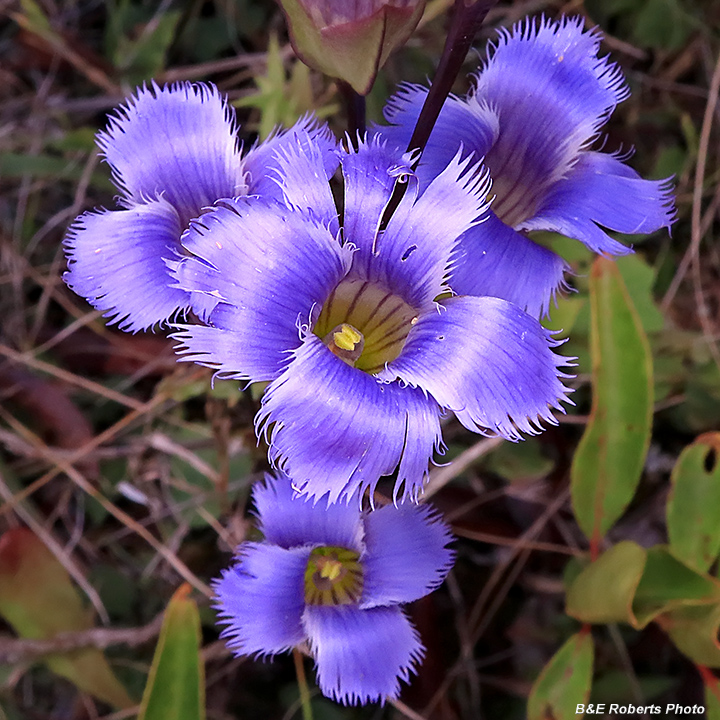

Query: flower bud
[279,0,425,94]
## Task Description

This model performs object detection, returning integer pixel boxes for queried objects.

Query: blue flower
[172,136,573,502]
[214,474,454,705]
[63,82,337,332]
[376,16,676,318]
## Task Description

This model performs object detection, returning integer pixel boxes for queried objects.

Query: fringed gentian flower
[376,16,676,318]
[172,136,573,502]
[214,474,454,705]
[63,82,336,332]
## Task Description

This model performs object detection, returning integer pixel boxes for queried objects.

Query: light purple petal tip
[380,296,574,441]
[97,82,244,226]
[303,605,424,705]
[214,542,309,657]
[256,334,442,504]
[171,203,352,383]
[360,503,454,609]
[63,198,188,332]
[253,474,364,552]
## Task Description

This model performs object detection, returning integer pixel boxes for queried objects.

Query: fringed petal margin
[448,212,569,319]
[376,83,499,191]
[369,150,491,310]
[256,334,442,505]
[303,605,424,706]
[360,504,454,608]
[525,151,677,254]
[172,202,353,382]
[213,542,309,657]
[97,82,244,227]
[253,474,364,552]
[379,296,574,441]
[63,198,188,332]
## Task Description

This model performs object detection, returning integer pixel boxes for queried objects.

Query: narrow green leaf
[566,542,646,627]
[571,256,653,543]
[138,584,205,720]
[0,528,133,709]
[667,433,720,572]
[528,632,594,720]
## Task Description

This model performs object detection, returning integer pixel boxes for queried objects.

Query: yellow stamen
[333,323,362,351]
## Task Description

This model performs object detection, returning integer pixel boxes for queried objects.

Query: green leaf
[485,437,555,484]
[0,528,133,709]
[138,584,205,720]
[667,433,720,572]
[567,543,720,629]
[566,542,647,627]
[527,632,594,720]
[571,257,654,543]
[661,603,720,667]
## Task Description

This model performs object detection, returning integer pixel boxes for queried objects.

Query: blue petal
[340,136,414,273]
[249,125,340,233]
[525,151,677,254]
[97,82,244,226]
[63,198,189,332]
[365,151,490,310]
[303,605,424,705]
[253,474,364,552]
[469,17,629,227]
[376,83,498,191]
[256,333,443,504]
[214,542,309,657]
[244,116,340,201]
[448,212,569,319]
[378,296,574,441]
[171,203,353,382]
[360,504,454,609]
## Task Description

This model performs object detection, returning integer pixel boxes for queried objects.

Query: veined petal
[244,116,340,202]
[97,82,244,226]
[367,150,491,310]
[448,212,569,319]
[254,474,364,552]
[524,151,677,254]
[341,135,414,270]
[303,605,424,705]
[214,542,309,657]
[254,126,340,233]
[63,198,188,332]
[470,16,629,227]
[377,83,499,190]
[360,504,454,609]
[379,296,573,441]
[172,203,353,382]
[256,333,442,504]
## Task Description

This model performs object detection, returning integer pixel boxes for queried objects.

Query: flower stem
[339,80,366,148]
[405,0,498,158]
[293,647,314,720]
[381,0,498,226]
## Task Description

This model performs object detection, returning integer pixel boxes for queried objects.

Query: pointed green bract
[667,433,720,572]
[571,256,654,543]
[0,528,133,709]
[138,584,205,720]
[527,632,594,720]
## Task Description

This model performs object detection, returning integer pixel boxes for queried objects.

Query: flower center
[314,278,418,373]
[304,546,363,606]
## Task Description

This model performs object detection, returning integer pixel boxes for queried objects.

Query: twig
[0,613,164,664]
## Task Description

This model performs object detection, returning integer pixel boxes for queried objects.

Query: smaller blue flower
[376,16,676,318]
[214,475,454,705]
[63,81,337,332]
